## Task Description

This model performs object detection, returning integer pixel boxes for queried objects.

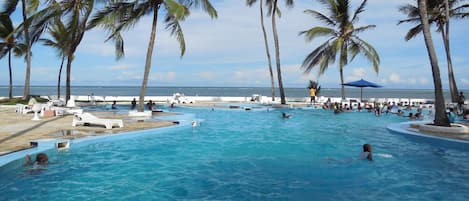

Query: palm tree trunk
[57,56,65,99]
[443,0,459,102]
[271,0,286,104]
[418,0,450,127]
[66,56,72,102]
[8,50,12,99]
[340,67,345,100]
[138,5,160,112]
[21,0,31,100]
[259,0,275,101]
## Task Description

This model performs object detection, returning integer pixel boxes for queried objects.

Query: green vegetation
[88,0,217,112]
[398,0,468,103]
[300,0,380,100]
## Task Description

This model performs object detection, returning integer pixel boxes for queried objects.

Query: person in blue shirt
[447,108,456,123]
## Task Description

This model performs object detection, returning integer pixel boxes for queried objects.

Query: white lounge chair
[72,112,124,129]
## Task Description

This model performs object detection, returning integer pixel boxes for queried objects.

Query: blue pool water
[1,107,469,200]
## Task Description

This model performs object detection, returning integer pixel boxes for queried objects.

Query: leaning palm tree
[398,0,468,103]
[270,0,293,104]
[246,0,275,101]
[417,0,450,126]
[89,0,217,112]
[300,0,379,100]
[40,18,70,99]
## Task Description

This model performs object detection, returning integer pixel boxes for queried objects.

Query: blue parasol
[342,79,382,101]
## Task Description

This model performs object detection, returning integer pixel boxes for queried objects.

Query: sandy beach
[0,106,178,155]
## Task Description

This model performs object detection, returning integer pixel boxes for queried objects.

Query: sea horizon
[1,85,467,100]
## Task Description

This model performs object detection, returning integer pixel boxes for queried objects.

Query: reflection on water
[52,130,112,137]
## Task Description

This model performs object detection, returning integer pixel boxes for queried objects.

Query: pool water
[1,107,469,200]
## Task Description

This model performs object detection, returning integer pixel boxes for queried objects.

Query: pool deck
[387,121,469,149]
[0,106,178,156]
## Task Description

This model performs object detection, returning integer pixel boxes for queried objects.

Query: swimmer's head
[363,144,372,153]
[36,153,48,165]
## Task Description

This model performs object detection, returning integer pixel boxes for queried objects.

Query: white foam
[376,153,393,158]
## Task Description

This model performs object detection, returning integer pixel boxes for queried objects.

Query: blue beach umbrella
[342,79,382,101]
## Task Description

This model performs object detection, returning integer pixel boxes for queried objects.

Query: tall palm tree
[0,14,21,99]
[0,0,39,100]
[300,0,379,100]
[89,0,217,112]
[398,0,468,103]
[417,0,450,127]
[271,0,293,104]
[40,18,70,99]
[246,0,275,101]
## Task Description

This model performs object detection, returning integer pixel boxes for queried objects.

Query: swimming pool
[1,106,468,200]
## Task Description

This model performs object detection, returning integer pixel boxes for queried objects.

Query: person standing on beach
[131,98,137,110]
[309,87,316,104]
[458,91,465,114]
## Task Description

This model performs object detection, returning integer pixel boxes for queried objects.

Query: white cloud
[197,71,216,80]
[461,78,469,84]
[389,73,401,83]
[107,63,136,70]
[152,72,177,82]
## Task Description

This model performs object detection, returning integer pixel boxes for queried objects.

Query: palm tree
[0,14,15,99]
[0,14,16,99]
[398,0,468,103]
[246,0,275,101]
[89,0,217,112]
[300,0,379,100]
[417,0,450,126]
[271,0,293,104]
[40,18,70,99]
[0,0,39,100]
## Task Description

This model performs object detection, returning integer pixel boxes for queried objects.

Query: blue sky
[1,0,468,89]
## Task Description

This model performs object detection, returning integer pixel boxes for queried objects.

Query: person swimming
[25,153,48,166]
[359,144,373,161]
[282,112,291,119]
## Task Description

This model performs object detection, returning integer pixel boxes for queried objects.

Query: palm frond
[165,13,186,57]
[351,36,380,73]
[404,24,423,41]
[397,17,421,25]
[351,0,367,23]
[304,9,336,26]
[301,38,335,75]
[185,0,218,18]
[0,0,19,15]
[246,0,258,7]
[0,14,14,38]
[166,0,189,21]
[299,26,335,41]
[353,24,375,34]
[12,42,27,57]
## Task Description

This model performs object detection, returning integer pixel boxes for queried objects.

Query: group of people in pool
[22,143,373,172]
[112,98,166,111]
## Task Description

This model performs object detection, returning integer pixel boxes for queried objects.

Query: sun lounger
[72,112,124,129]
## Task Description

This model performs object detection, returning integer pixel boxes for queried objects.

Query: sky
[0,0,468,89]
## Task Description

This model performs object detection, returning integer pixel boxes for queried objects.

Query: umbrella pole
[360,88,363,101]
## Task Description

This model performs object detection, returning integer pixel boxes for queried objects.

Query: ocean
[0,86,467,99]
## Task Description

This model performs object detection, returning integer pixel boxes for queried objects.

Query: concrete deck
[0,106,178,155]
